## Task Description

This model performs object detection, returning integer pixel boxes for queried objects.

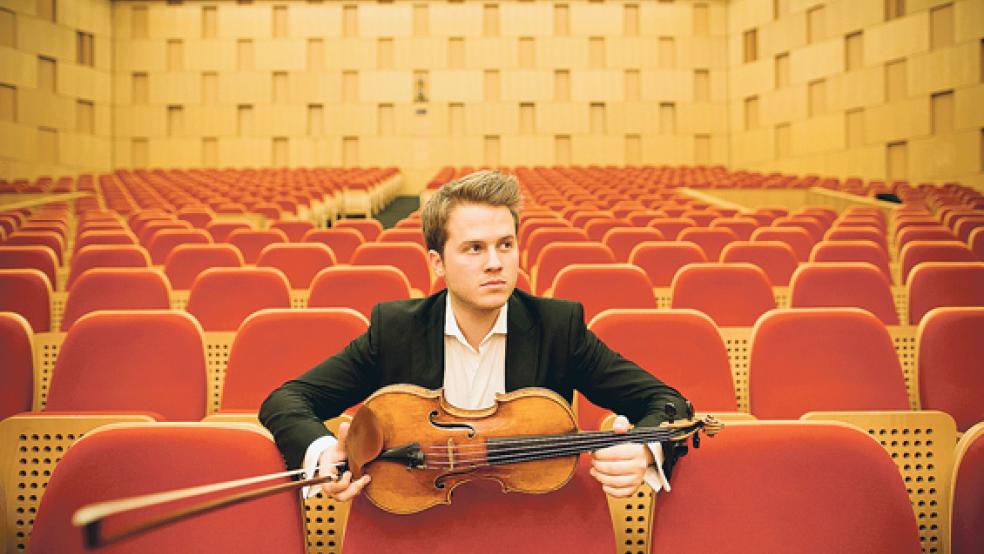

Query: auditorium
[0,1,982,553]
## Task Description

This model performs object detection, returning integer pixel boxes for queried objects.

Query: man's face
[429,203,518,315]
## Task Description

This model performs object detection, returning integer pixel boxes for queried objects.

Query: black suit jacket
[260,289,690,473]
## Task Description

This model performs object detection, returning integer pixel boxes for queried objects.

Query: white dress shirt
[302,295,670,496]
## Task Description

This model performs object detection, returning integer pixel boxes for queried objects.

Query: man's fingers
[333,475,371,502]
[591,459,645,476]
[611,415,631,434]
[602,484,639,498]
[590,468,643,489]
[592,443,642,461]
[335,421,351,450]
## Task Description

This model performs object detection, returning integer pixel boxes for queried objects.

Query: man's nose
[485,247,502,270]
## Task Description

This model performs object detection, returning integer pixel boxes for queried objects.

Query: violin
[74,385,721,547]
[344,384,722,514]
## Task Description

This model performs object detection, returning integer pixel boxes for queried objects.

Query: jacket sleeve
[259,304,383,469]
[566,302,692,477]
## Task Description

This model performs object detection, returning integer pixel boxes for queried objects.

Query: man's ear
[428,249,445,277]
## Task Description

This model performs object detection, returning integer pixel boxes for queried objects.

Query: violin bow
[74,463,347,549]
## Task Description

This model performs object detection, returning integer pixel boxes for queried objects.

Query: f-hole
[428,410,477,438]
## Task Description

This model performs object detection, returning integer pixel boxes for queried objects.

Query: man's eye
[468,244,482,253]
[500,241,514,250]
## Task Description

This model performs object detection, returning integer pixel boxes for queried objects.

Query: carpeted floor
[373,195,420,229]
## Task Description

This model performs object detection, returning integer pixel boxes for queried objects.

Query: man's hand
[318,421,371,501]
[589,415,655,498]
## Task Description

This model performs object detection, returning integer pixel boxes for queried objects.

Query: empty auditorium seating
[74,229,137,252]
[342,453,614,554]
[163,244,244,290]
[629,241,707,287]
[953,215,984,242]
[0,244,58,290]
[583,218,630,241]
[951,422,984,554]
[751,227,814,261]
[789,263,899,325]
[138,220,193,246]
[772,215,825,242]
[61,268,171,331]
[824,226,889,252]
[709,216,759,240]
[66,245,150,290]
[523,227,589,270]
[186,267,292,331]
[650,422,921,553]
[900,241,976,283]
[748,309,910,419]
[228,229,290,264]
[4,231,64,265]
[532,242,615,295]
[27,424,305,554]
[916,307,984,431]
[335,219,383,241]
[205,220,254,242]
[550,264,655,322]
[896,225,958,253]
[601,227,665,262]
[268,220,315,242]
[256,243,337,290]
[671,263,775,326]
[303,228,364,264]
[580,309,737,429]
[0,312,33,419]
[646,217,696,240]
[377,228,427,248]
[220,308,368,411]
[810,240,892,282]
[176,206,214,229]
[0,269,51,332]
[308,266,412,318]
[907,262,984,324]
[518,217,570,246]
[677,227,738,261]
[971,227,984,260]
[351,242,431,296]
[146,228,212,265]
[719,241,798,286]
[45,311,207,420]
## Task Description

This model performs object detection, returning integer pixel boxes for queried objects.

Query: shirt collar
[445,293,509,346]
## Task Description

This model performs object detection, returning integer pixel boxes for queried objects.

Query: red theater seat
[651,423,921,554]
[61,268,171,331]
[0,269,51,332]
[164,244,244,290]
[0,312,33,419]
[28,424,305,554]
[303,228,364,264]
[308,266,411,319]
[789,263,899,325]
[220,308,368,411]
[45,311,207,421]
[186,267,292,331]
[671,263,775,326]
[917,307,984,432]
[951,422,984,554]
[748,309,910,419]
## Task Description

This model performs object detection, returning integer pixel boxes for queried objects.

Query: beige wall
[1,0,982,191]
[0,0,113,179]
[729,0,984,188]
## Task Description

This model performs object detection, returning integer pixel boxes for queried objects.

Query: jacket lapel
[413,291,446,389]
[505,292,541,391]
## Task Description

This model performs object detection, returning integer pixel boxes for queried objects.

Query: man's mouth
[481,279,507,288]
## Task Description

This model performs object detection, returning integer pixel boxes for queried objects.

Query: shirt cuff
[643,442,671,493]
[302,435,338,499]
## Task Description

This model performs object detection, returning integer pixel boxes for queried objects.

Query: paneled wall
[107,0,731,188]
[0,0,113,179]
[728,0,984,188]
[1,0,982,191]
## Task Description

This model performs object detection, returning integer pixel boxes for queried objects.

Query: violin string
[418,429,681,467]
[419,427,682,453]
[422,440,665,469]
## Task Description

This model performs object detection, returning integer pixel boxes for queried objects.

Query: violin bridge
[446,438,456,470]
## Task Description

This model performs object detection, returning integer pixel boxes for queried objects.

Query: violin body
[346,384,579,514]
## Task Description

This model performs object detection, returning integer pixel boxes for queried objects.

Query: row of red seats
[3,303,980,430]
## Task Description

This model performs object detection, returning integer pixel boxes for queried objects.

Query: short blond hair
[421,170,522,255]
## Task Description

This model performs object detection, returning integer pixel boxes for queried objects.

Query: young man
[260,170,689,502]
